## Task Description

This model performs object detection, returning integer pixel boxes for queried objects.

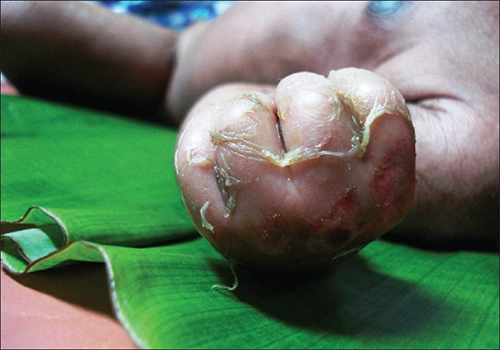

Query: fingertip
[275,72,334,119]
[328,68,410,121]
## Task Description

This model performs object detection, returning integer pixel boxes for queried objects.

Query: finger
[274,71,358,183]
[328,68,416,233]
[176,85,291,257]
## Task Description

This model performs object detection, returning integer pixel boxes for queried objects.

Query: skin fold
[1,1,498,252]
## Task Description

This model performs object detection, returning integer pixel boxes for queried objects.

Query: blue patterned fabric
[98,1,234,31]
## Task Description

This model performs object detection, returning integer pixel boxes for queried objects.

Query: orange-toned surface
[1,264,138,349]
[0,85,137,349]
[1,81,18,95]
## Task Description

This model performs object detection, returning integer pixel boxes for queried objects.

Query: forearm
[1,1,177,122]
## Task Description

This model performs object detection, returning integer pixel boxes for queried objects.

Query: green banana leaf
[1,95,498,349]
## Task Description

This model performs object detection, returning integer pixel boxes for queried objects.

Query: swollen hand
[175,68,416,272]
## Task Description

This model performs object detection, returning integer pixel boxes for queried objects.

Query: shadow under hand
[211,254,445,339]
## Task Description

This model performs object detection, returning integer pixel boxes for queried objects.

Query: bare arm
[1,1,177,123]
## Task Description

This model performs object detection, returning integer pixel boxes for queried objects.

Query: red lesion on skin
[309,185,359,250]
[373,135,415,206]
[294,111,415,263]
[373,157,397,208]
[336,185,358,218]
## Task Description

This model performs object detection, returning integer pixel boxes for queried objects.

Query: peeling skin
[212,157,239,217]
[175,68,416,272]
[211,258,239,291]
[208,71,409,216]
[200,201,214,233]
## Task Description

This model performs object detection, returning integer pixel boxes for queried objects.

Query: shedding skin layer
[175,68,416,272]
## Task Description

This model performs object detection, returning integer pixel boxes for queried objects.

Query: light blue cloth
[98,1,234,31]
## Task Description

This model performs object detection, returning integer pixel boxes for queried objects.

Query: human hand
[170,1,499,249]
[2,1,497,248]
[175,68,415,270]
